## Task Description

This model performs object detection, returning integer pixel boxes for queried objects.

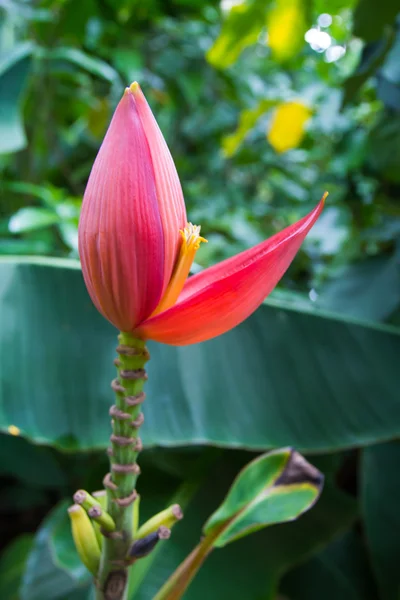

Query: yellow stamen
[152,223,207,316]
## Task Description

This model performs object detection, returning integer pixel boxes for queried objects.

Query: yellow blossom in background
[267,101,312,153]
[267,0,308,62]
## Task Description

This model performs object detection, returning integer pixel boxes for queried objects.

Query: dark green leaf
[377,76,400,111]
[0,483,48,511]
[0,434,66,487]
[281,530,378,600]
[353,0,399,41]
[204,448,323,546]
[367,116,400,182]
[361,441,400,600]
[128,451,216,598]
[0,258,399,452]
[0,42,33,154]
[21,501,91,600]
[381,30,400,84]
[317,250,400,321]
[342,30,395,106]
[0,535,34,600]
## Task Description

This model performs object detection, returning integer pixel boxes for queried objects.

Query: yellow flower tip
[322,191,329,205]
[124,82,141,97]
[129,81,140,94]
[8,425,20,436]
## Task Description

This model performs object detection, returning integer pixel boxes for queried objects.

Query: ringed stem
[95,333,149,600]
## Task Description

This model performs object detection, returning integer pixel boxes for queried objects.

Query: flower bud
[79,82,186,332]
[128,526,171,560]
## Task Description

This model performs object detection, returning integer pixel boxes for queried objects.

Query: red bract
[79,82,186,332]
[79,83,325,346]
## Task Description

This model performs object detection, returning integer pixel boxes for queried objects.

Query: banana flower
[79,83,324,346]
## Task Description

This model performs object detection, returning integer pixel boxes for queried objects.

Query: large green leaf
[317,249,400,321]
[0,433,66,487]
[361,441,400,600]
[0,42,33,154]
[0,258,399,452]
[281,530,378,600]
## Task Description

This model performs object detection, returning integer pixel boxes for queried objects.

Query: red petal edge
[135,197,325,345]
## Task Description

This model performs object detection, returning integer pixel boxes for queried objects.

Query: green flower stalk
[95,333,150,599]
[70,334,151,600]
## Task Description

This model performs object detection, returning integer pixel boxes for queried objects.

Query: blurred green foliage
[0,0,400,598]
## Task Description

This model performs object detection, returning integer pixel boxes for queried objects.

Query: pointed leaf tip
[275,450,324,488]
